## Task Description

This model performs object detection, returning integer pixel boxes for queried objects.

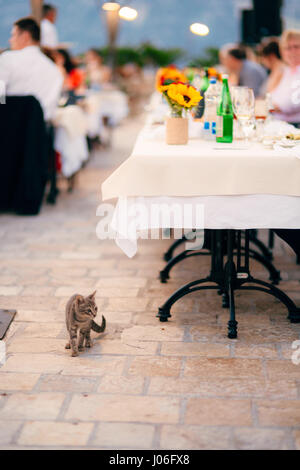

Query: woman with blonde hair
[270,29,300,126]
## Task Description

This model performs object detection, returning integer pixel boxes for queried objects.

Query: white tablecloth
[85,90,129,139]
[54,106,89,177]
[107,195,300,257]
[101,122,300,257]
[102,123,300,200]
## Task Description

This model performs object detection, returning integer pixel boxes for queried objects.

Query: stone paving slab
[0,116,300,449]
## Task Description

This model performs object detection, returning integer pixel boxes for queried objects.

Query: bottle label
[216,116,223,138]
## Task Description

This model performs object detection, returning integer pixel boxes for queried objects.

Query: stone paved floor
[0,116,300,450]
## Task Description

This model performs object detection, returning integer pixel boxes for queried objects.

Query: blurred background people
[259,39,285,94]
[270,29,300,126]
[118,63,145,115]
[85,49,111,90]
[41,3,59,48]
[0,17,63,121]
[54,48,84,92]
[221,45,267,96]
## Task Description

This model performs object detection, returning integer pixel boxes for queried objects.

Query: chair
[0,96,50,215]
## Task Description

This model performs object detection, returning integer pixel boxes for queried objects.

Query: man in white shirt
[41,4,59,48]
[0,17,63,121]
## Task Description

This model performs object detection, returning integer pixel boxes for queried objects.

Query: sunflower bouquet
[156,66,202,118]
[162,82,202,117]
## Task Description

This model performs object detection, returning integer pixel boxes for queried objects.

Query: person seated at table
[259,39,285,95]
[221,45,267,96]
[0,17,63,121]
[269,29,300,127]
[54,48,85,92]
[84,49,111,90]
[117,63,145,115]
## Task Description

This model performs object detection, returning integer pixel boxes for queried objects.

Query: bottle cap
[204,122,210,130]
[222,73,229,80]
[210,78,217,84]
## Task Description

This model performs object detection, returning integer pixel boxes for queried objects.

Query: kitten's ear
[88,290,97,300]
[75,295,84,305]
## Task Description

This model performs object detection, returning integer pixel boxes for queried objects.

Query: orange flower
[207,67,222,81]
[156,66,188,92]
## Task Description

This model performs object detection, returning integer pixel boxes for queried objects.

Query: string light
[190,23,210,36]
[102,2,120,11]
[119,6,138,21]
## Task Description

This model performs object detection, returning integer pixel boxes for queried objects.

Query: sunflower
[166,83,202,109]
[156,66,188,92]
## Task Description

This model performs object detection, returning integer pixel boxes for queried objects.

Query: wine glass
[255,98,268,121]
[255,98,269,141]
[231,86,255,145]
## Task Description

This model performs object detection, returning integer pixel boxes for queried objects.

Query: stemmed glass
[255,98,269,141]
[231,86,255,146]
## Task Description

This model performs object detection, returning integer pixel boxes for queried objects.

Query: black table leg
[157,230,225,322]
[224,230,238,338]
[163,235,189,262]
[160,250,211,283]
[248,231,273,261]
[160,238,280,286]
[163,230,199,261]
[156,229,300,338]
[268,230,275,250]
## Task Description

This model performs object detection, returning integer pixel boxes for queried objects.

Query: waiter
[0,17,63,121]
[41,3,59,48]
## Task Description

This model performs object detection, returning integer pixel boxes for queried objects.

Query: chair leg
[46,126,58,205]
[47,149,58,204]
[67,174,76,193]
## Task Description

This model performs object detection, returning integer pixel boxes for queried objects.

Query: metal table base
[157,230,300,339]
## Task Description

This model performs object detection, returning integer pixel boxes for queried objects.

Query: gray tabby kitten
[65,291,106,357]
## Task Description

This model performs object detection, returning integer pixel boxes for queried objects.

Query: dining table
[101,118,300,338]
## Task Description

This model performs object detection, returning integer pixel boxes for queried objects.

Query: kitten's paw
[78,346,85,352]
[71,350,79,357]
[65,343,71,349]
[85,341,93,348]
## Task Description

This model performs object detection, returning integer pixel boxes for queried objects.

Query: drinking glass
[255,98,268,121]
[231,86,255,145]
[254,98,268,141]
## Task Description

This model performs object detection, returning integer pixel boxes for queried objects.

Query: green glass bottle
[216,75,233,143]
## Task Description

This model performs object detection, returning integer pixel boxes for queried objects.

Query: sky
[0,0,300,56]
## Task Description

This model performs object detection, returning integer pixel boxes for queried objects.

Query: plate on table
[278,138,298,148]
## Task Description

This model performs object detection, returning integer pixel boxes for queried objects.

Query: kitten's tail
[91,315,106,333]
